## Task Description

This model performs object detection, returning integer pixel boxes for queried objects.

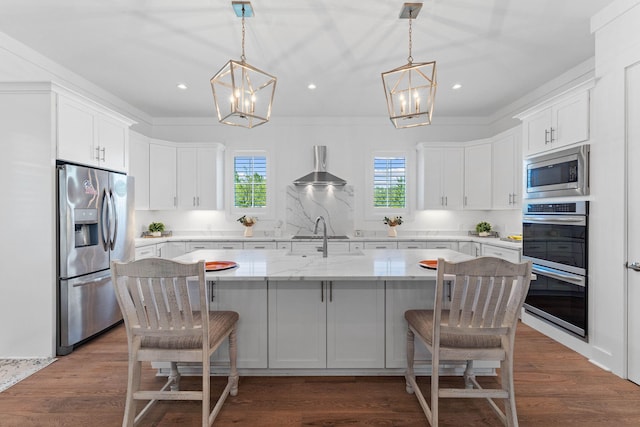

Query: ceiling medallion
[382,2,437,129]
[210,1,277,129]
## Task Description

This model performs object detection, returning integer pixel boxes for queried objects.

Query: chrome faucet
[314,216,328,258]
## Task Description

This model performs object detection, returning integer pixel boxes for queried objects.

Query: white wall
[0,90,56,358]
[588,0,640,377]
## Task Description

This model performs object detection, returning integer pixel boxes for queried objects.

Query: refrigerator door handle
[109,190,118,250]
[100,189,110,251]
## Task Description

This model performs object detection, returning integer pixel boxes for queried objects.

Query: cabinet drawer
[398,242,427,249]
[276,242,291,251]
[291,241,350,253]
[481,244,520,263]
[135,245,157,260]
[218,242,243,250]
[364,242,397,250]
[426,241,458,250]
[186,241,217,251]
[244,242,277,250]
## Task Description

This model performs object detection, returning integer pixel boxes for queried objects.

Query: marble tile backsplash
[286,185,354,236]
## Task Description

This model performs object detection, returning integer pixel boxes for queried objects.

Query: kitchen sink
[291,235,349,240]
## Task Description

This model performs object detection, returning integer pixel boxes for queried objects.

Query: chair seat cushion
[405,310,501,349]
[141,311,239,350]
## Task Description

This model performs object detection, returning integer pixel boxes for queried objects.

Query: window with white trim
[233,155,267,208]
[373,156,406,208]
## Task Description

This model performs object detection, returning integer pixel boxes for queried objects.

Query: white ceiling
[0,0,614,120]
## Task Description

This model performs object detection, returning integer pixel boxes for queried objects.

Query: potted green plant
[475,221,492,237]
[148,222,165,237]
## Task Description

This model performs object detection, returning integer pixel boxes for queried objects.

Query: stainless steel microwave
[524,145,589,199]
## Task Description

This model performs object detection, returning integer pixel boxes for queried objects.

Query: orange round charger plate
[205,261,238,271]
[418,259,438,269]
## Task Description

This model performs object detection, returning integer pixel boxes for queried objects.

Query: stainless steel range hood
[293,145,346,186]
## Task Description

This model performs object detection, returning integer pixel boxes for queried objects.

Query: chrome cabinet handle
[100,147,106,161]
[544,129,549,144]
[550,127,555,143]
[627,262,640,272]
[445,196,448,206]
[330,281,333,302]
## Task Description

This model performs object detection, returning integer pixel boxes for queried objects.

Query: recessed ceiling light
[176,83,188,90]
[308,83,317,90]
[452,83,462,90]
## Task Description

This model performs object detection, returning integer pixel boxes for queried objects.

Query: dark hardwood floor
[1,322,639,426]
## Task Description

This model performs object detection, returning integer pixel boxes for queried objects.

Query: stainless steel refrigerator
[57,163,135,355]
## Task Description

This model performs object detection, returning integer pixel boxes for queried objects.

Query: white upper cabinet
[57,93,133,172]
[176,145,223,210]
[417,145,464,210]
[492,130,522,209]
[518,83,592,156]
[464,142,492,210]
[149,141,177,210]
[147,141,224,211]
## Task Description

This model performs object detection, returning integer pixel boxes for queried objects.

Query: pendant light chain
[407,9,413,64]
[241,5,246,62]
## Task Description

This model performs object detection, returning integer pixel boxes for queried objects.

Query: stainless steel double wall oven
[522,201,588,339]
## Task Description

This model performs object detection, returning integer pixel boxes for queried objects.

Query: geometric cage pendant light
[382,2,437,129]
[211,1,277,129]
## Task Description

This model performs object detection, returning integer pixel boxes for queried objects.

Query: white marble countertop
[136,234,522,250]
[173,248,473,281]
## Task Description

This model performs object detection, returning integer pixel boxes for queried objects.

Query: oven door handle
[523,216,586,224]
[626,262,640,272]
[532,265,585,287]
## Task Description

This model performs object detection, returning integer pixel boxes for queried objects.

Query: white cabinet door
[442,148,464,210]
[326,281,385,368]
[458,241,481,257]
[129,131,150,210]
[481,244,520,263]
[211,280,268,368]
[196,146,219,210]
[96,114,128,172]
[268,281,327,368]
[177,147,198,209]
[492,133,520,209]
[421,147,445,209]
[385,280,436,368]
[464,143,492,210]
[57,95,96,166]
[524,108,552,155]
[149,143,177,210]
[161,241,186,259]
[553,90,590,148]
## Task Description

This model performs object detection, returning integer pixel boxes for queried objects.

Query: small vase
[244,226,253,237]
[150,231,161,237]
[479,231,490,237]
[388,226,397,237]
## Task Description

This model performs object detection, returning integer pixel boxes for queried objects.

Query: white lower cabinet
[458,241,481,257]
[211,280,268,368]
[268,281,326,368]
[186,241,243,252]
[268,280,385,369]
[385,280,435,368]
[481,243,521,263]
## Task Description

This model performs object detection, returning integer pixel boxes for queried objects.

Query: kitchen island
[171,248,492,376]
